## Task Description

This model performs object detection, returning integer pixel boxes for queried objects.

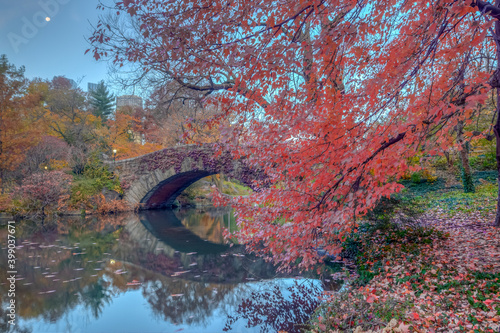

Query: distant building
[116,95,143,109]
[68,79,79,89]
[88,82,99,93]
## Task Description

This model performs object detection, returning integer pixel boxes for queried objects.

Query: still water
[0,208,326,333]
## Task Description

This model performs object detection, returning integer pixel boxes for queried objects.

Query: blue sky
[0,0,119,92]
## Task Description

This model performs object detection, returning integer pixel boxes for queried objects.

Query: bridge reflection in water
[1,208,328,333]
[138,209,230,254]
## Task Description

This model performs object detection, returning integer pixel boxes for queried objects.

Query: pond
[0,208,334,333]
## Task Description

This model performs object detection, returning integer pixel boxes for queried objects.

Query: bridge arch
[141,170,213,209]
[110,145,262,210]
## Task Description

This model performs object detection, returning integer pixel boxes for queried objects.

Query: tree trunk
[0,105,4,195]
[457,121,475,193]
[494,120,500,226]
[444,150,453,168]
[494,2,500,227]
[0,168,4,195]
[212,173,224,192]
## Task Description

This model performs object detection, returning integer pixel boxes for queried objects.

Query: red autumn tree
[89,0,500,269]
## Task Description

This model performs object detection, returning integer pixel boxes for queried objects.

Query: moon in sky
[45,17,51,22]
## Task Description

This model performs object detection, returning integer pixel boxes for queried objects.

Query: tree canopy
[0,55,44,193]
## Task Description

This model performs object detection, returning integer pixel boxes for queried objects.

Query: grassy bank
[309,175,500,333]
[177,177,251,207]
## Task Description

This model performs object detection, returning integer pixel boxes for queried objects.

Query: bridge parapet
[109,144,262,209]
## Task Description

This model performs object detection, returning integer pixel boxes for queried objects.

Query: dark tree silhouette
[90,80,115,122]
[224,280,322,333]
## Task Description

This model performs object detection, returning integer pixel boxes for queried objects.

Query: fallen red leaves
[362,209,500,332]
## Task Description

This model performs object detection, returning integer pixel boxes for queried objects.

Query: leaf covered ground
[310,183,500,333]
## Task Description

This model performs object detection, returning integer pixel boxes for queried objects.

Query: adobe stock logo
[7,0,71,53]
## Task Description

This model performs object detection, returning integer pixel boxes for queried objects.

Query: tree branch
[473,1,500,20]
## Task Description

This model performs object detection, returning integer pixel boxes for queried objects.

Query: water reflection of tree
[0,216,121,324]
[0,303,32,333]
[223,280,322,333]
[0,212,324,332]
[0,217,240,327]
[142,278,240,327]
[175,207,235,244]
[107,261,240,327]
[80,279,114,318]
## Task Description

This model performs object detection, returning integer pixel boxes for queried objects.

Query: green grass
[413,182,497,216]
[221,180,252,196]
[394,169,498,217]
[351,172,497,291]
[182,178,252,199]
[310,171,500,333]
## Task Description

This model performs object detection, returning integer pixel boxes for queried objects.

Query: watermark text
[7,0,72,53]
[6,221,16,326]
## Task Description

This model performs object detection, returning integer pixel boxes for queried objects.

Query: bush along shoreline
[1,157,252,219]
[1,155,131,219]
[309,178,500,333]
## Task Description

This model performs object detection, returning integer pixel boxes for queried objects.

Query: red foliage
[88,1,497,269]
[14,171,72,217]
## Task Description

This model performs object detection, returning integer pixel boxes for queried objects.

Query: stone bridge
[109,144,262,210]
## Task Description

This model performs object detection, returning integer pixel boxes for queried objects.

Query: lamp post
[112,149,117,165]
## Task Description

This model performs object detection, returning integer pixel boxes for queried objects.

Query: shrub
[70,154,122,209]
[469,152,496,171]
[410,172,421,184]
[0,193,12,213]
[431,156,450,171]
[95,194,130,214]
[12,171,72,218]
[402,169,437,184]
[22,136,71,175]
[48,159,69,170]
[364,193,423,226]
[82,155,122,193]
[309,291,411,332]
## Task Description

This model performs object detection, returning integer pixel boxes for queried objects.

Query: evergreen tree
[90,81,114,121]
